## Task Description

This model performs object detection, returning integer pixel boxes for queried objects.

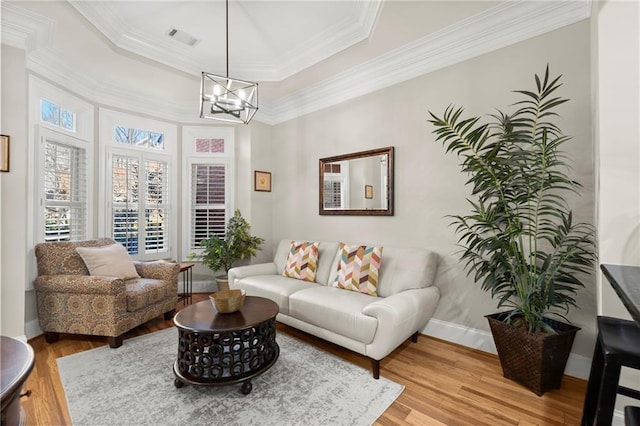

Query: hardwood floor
[21,294,587,425]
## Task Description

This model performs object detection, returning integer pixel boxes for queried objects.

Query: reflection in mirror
[319,146,394,216]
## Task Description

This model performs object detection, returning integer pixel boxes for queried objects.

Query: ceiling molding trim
[267,0,592,124]
[272,0,383,80]
[66,0,382,82]
[68,1,129,47]
[26,48,196,124]
[0,2,54,51]
[11,0,590,128]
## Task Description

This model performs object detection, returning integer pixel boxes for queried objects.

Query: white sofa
[228,239,440,378]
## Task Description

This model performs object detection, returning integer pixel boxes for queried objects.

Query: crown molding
[6,1,590,127]
[267,0,592,124]
[271,0,382,81]
[66,0,382,82]
[0,2,54,51]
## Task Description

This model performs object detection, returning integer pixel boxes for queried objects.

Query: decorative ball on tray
[209,289,246,313]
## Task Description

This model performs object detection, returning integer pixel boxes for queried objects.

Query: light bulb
[238,89,247,100]
[213,85,223,96]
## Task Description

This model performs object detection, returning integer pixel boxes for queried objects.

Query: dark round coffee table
[172,296,279,394]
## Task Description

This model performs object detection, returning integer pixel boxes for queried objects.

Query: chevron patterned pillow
[282,241,320,282]
[332,244,383,296]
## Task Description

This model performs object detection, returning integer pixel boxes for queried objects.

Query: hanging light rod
[200,0,258,124]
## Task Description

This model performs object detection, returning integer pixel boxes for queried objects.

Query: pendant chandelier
[200,0,258,124]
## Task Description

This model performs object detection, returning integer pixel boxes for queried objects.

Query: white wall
[0,46,28,339]
[270,21,598,359]
[593,0,640,418]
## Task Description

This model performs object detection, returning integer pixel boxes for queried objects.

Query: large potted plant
[196,209,265,291]
[428,66,596,395]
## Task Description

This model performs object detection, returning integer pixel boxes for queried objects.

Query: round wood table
[172,296,279,394]
[1,336,35,425]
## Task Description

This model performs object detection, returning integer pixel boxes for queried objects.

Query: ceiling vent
[167,27,200,47]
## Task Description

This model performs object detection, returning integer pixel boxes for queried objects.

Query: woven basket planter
[486,311,580,396]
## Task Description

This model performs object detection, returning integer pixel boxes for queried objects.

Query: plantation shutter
[144,159,169,254]
[323,180,342,209]
[112,155,139,254]
[43,141,88,241]
[191,163,226,250]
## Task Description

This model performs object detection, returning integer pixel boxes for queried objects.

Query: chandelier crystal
[200,0,258,124]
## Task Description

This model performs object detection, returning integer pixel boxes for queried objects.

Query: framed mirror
[319,146,394,216]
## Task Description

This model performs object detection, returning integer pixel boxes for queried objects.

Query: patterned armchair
[34,238,179,348]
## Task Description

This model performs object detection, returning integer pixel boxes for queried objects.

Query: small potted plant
[428,66,596,395]
[195,209,264,291]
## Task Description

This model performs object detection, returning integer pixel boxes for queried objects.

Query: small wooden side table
[178,263,195,305]
[1,336,35,426]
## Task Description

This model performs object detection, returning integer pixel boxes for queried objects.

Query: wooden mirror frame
[319,146,394,216]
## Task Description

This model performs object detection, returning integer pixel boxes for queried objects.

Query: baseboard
[191,280,216,294]
[25,318,42,340]
[422,318,591,380]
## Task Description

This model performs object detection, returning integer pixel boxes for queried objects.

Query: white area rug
[57,327,404,425]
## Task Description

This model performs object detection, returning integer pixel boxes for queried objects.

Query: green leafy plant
[428,66,596,334]
[192,209,265,275]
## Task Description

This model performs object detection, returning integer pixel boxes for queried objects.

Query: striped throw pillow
[333,244,383,296]
[282,241,320,282]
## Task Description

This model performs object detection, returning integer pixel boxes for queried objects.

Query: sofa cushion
[332,244,382,296]
[76,244,140,280]
[125,278,168,312]
[282,241,319,282]
[375,248,439,297]
[289,287,378,344]
[236,275,318,315]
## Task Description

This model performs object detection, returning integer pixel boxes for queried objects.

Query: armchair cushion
[76,244,140,280]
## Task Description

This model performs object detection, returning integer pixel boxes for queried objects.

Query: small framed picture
[255,170,272,192]
[365,185,373,199]
[0,135,9,172]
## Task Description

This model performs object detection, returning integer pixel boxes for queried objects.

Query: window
[182,126,234,259]
[100,109,177,261]
[191,164,226,248]
[41,99,76,132]
[322,161,348,209]
[29,76,95,291]
[115,125,164,150]
[43,139,88,241]
[111,153,170,256]
[323,179,343,209]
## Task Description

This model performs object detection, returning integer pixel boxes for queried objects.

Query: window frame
[181,126,235,261]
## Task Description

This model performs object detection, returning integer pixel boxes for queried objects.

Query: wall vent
[166,27,200,47]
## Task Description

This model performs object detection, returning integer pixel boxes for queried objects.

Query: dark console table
[1,336,35,426]
[172,296,279,394]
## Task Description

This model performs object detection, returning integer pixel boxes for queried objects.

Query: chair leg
[582,337,604,425]
[411,331,419,343]
[164,309,176,320]
[595,358,623,426]
[371,358,380,379]
[108,335,123,348]
[44,332,60,343]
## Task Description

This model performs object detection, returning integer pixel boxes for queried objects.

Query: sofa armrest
[34,275,125,295]
[133,261,180,281]
[228,263,278,288]
[362,287,440,360]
